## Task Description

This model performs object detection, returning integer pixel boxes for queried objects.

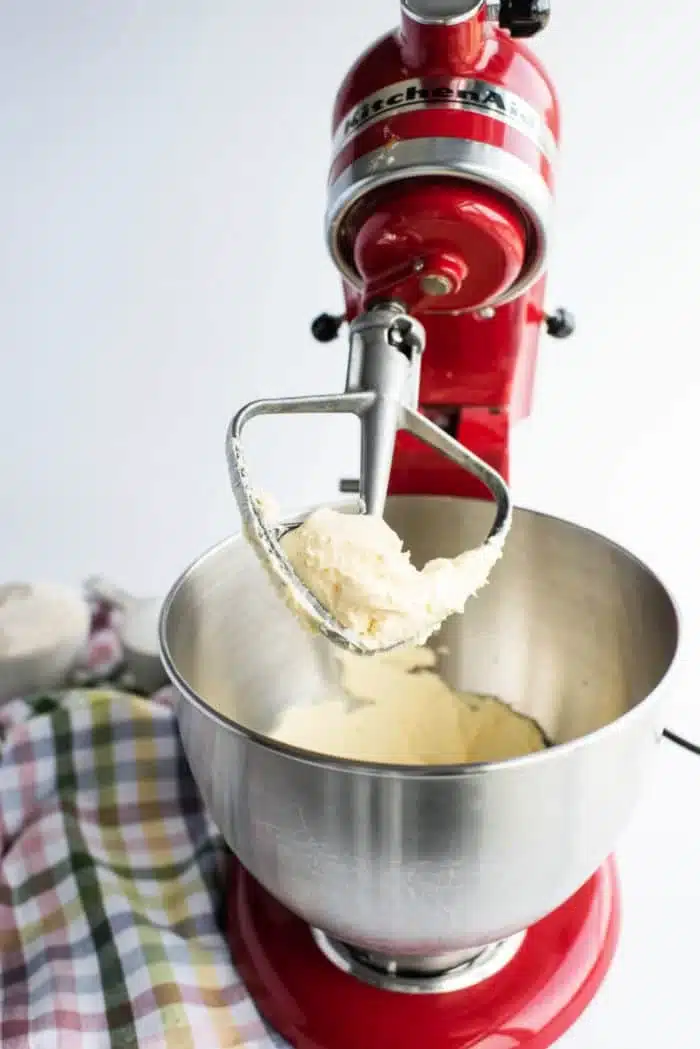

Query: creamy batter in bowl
[269,644,548,765]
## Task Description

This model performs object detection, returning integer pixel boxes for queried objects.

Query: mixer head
[226,302,512,654]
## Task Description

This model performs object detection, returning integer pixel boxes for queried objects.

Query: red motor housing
[324,0,561,499]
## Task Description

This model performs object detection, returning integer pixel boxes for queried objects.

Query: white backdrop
[2,4,700,1045]
[2,1,698,600]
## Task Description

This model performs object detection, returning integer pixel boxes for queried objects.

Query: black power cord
[663,728,700,757]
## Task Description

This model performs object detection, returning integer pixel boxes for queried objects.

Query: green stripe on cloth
[54,696,139,1040]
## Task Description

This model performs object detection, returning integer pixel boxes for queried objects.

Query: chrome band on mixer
[326,138,553,304]
[400,0,485,27]
[332,77,558,163]
[311,928,527,994]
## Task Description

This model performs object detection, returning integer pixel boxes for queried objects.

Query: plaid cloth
[0,600,284,1049]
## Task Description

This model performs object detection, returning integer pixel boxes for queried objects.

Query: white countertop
[561,706,700,1046]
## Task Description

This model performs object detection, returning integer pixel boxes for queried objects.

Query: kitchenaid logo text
[332,78,556,162]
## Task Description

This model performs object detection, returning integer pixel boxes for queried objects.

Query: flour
[269,645,547,766]
[0,583,88,658]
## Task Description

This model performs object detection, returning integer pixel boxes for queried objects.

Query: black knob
[499,0,550,38]
[545,307,575,339]
[311,313,345,343]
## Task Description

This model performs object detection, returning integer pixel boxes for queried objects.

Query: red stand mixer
[159,2,680,1047]
[232,2,612,1043]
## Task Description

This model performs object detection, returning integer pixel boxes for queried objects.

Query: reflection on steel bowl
[160,496,679,960]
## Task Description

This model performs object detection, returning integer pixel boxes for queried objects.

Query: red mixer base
[227,857,620,1049]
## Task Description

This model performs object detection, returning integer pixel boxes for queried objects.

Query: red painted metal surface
[352,181,527,313]
[227,857,620,1049]
[329,9,561,492]
[401,3,487,69]
[330,18,559,188]
[388,274,548,498]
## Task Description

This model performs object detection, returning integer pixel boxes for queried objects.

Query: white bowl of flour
[0,583,91,702]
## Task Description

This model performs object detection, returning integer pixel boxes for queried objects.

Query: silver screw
[420,273,453,296]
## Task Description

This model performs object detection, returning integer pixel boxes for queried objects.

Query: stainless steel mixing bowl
[159,496,680,961]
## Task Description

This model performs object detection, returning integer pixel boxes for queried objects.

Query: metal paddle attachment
[225,303,512,654]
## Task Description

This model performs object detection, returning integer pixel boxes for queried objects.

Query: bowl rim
[159,496,683,779]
